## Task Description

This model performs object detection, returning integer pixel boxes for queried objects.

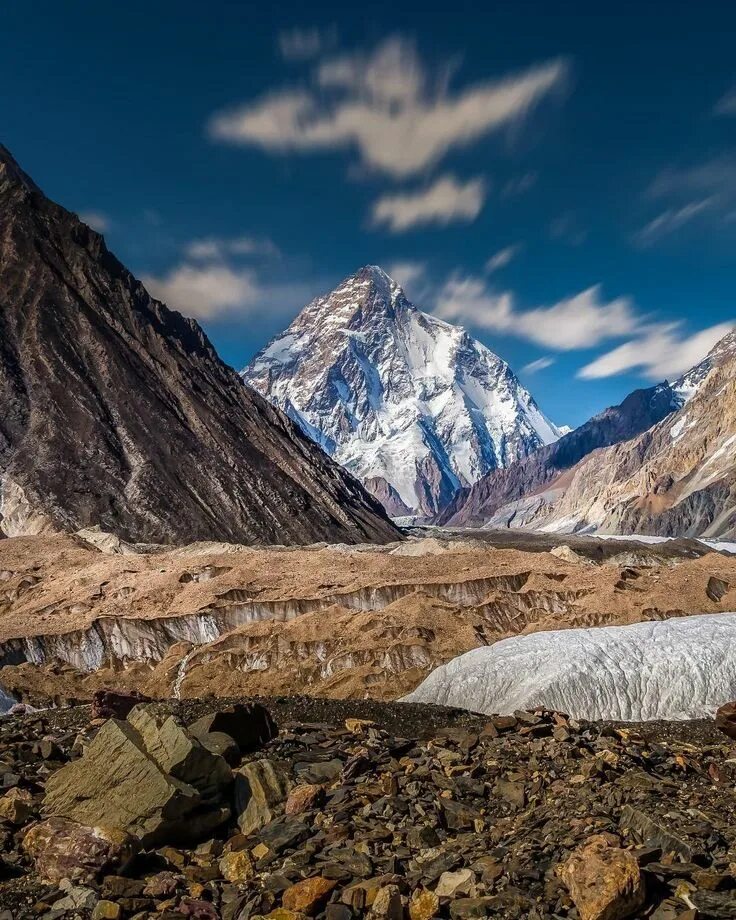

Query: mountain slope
[0,145,397,545]
[440,382,680,527]
[464,327,736,537]
[243,266,562,517]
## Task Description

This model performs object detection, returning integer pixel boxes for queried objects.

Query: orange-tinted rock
[559,834,645,920]
[282,877,337,915]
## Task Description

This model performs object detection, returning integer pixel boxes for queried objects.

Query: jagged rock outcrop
[243,266,562,518]
[0,145,397,546]
[440,383,679,527]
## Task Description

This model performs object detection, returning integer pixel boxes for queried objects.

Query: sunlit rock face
[404,612,736,721]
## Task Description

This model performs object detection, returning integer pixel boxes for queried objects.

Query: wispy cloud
[433,276,638,350]
[208,37,567,178]
[485,243,522,273]
[79,210,111,233]
[386,261,427,293]
[184,236,280,260]
[549,212,588,246]
[501,172,537,198]
[578,321,734,380]
[278,26,338,61]
[371,175,486,232]
[523,356,555,374]
[142,262,315,321]
[633,198,716,247]
[714,86,736,116]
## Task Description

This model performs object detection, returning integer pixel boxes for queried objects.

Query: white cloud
[142,261,319,322]
[549,212,588,246]
[208,37,567,178]
[633,198,716,247]
[433,276,639,350]
[79,211,111,232]
[278,27,338,61]
[386,261,426,292]
[142,264,260,319]
[371,175,486,232]
[185,236,280,260]
[578,322,735,380]
[485,244,522,273]
[523,356,555,374]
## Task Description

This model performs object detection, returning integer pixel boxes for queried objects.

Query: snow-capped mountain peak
[243,266,563,518]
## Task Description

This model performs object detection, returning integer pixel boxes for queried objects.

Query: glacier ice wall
[403,613,736,721]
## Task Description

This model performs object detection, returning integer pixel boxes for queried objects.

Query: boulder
[234,759,292,834]
[559,834,645,920]
[91,689,151,720]
[188,702,277,753]
[715,700,736,740]
[128,705,233,801]
[22,817,139,883]
[0,787,34,824]
[43,718,230,846]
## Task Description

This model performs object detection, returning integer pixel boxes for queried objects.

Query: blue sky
[3,0,736,427]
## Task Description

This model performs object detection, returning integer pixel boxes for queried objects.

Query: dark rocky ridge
[0,145,398,546]
[439,383,679,527]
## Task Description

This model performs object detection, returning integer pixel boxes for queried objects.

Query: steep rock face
[243,267,562,518]
[0,146,397,545]
[476,329,736,537]
[440,383,679,527]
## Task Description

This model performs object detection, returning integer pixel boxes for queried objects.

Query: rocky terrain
[0,531,734,708]
[0,145,396,547]
[243,266,562,518]
[443,328,736,538]
[2,695,736,919]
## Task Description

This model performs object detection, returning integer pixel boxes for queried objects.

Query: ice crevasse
[403,612,736,721]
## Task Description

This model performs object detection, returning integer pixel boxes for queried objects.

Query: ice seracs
[243,266,563,518]
[403,612,736,721]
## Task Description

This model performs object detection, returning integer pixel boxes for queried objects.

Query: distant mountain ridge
[444,326,736,537]
[243,266,563,517]
[438,382,681,527]
[0,145,397,545]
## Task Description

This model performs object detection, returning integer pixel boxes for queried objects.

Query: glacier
[403,613,736,721]
[243,266,562,518]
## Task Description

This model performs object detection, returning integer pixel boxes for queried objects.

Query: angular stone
[22,817,139,884]
[715,701,736,740]
[282,876,337,915]
[42,719,227,846]
[91,689,151,721]
[188,703,277,753]
[345,718,376,734]
[370,885,403,920]
[449,898,496,919]
[286,784,325,815]
[234,759,291,834]
[128,705,233,801]
[620,805,693,861]
[92,901,122,920]
[436,868,476,898]
[220,849,255,883]
[409,888,439,920]
[0,787,33,824]
[194,730,241,766]
[559,834,645,920]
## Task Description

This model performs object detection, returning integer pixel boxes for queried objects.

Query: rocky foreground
[0,696,735,919]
